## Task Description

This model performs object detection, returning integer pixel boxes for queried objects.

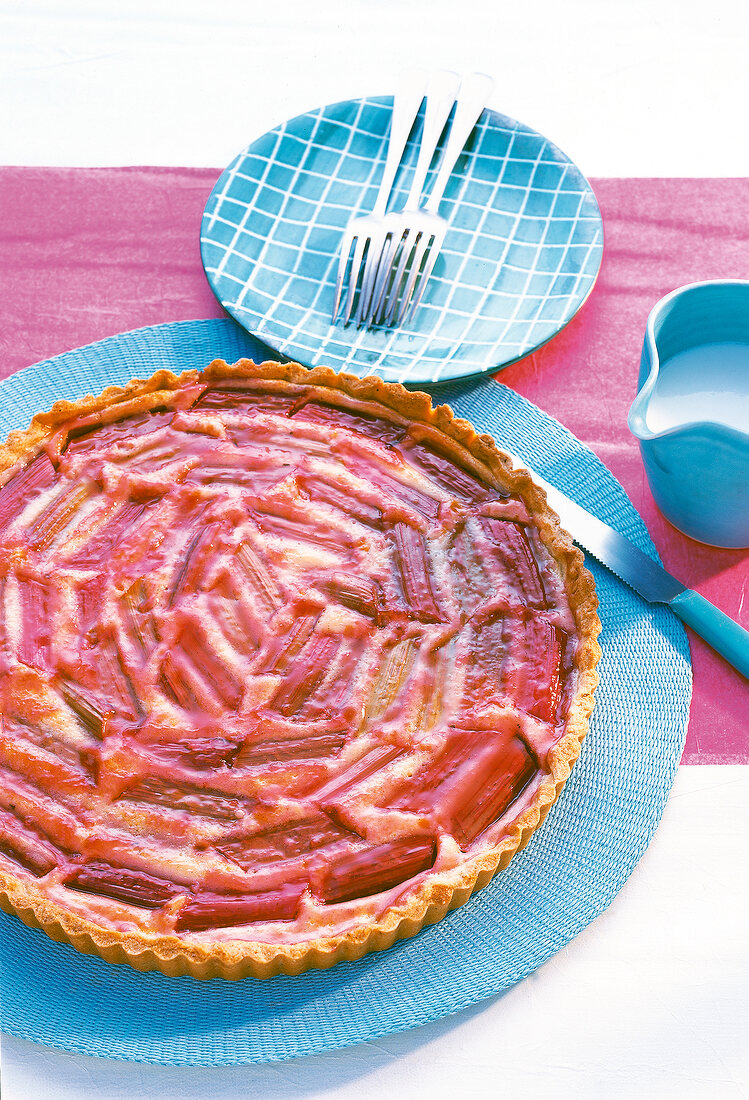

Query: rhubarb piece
[17,578,51,669]
[3,715,97,781]
[370,469,441,524]
[187,460,288,493]
[254,614,317,675]
[194,386,299,415]
[298,474,383,528]
[0,453,56,537]
[236,541,282,614]
[64,861,183,908]
[121,433,183,468]
[481,496,531,524]
[291,399,407,445]
[507,620,566,723]
[530,624,566,723]
[0,809,62,877]
[160,652,200,711]
[462,615,507,709]
[363,637,418,725]
[63,410,173,457]
[253,508,353,555]
[176,622,243,711]
[406,441,491,502]
[480,518,546,607]
[223,420,331,461]
[0,577,7,670]
[175,882,305,932]
[310,636,364,717]
[322,572,384,621]
[95,640,142,719]
[319,836,436,904]
[0,717,98,796]
[67,500,150,569]
[168,522,220,606]
[447,519,489,613]
[0,743,94,800]
[123,578,159,657]
[269,633,340,717]
[120,777,244,821]
[414,640,453,732]
[210,578,263,654]
[236,730,346,767]
[398,728,537,849]
[77,576,105,644]
[58,679,114,740]
[28,480,96,551]
[151,737,241,771]
[216,813,353,869]
[449,738,537,848]
[395,729,482,810]
[314,743,404,803]
[390,522,443,623]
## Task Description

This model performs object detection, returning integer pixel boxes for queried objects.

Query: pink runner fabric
[0,168,747,763]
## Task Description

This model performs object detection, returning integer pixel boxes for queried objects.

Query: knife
[517,463,749,681]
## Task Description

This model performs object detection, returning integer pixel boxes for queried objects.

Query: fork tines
[332,70,494,330]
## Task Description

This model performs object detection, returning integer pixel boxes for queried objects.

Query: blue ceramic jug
[628,280,749,548]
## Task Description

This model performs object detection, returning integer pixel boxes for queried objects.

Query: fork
[375,71,494,327]
[331,69,429,326]
[364,69,462,326]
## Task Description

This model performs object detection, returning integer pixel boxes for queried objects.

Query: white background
[3,0,749,175]
[1,2,749,1097]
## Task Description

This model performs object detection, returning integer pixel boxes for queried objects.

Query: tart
[0,359,600,979]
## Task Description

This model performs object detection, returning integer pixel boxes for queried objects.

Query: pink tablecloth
[1,168,747,762]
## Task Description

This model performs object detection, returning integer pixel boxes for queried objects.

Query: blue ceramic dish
[200,96,603,384]
[628,280,749,548]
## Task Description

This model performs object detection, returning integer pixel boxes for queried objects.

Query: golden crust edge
[0,357,601,980]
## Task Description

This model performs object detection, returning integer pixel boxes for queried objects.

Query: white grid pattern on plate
[201,97,603,382]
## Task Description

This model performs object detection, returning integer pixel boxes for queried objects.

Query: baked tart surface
[0,360,600,979]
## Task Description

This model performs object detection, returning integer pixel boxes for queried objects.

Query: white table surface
[2,3,749,1097]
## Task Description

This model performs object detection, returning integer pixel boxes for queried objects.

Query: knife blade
[516,461,749,681]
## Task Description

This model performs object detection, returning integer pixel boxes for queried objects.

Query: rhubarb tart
[0,360,600,979]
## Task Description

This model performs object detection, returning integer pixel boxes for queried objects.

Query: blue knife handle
[670,590,749,680]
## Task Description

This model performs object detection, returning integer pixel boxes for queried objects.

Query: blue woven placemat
[0,320,691,1065]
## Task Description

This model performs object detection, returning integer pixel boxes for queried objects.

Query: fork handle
[372,69,429,217]
[404,70,461,210]
[425,71,494,213]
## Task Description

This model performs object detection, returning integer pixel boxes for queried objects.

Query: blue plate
[0,321,690,1065]
[201,96,603,384]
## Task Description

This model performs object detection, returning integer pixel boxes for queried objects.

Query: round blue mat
[0,320,691,1065]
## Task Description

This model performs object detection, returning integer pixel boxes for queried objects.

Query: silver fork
[331,69,428,326]
[376,71,494,327]
[365,69,461,326]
